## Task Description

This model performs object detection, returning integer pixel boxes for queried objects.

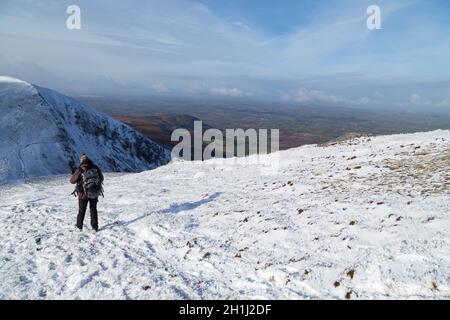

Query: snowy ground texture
[0,130,449,299]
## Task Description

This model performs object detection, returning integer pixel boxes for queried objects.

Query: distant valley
[80,97,450,151]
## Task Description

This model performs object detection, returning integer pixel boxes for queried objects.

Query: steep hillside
[0,76,170,183]
[0,130,449,299]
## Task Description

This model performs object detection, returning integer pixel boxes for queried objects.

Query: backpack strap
[99,182,105,198]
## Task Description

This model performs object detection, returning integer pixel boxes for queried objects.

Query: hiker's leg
[77,198,88,230]
[89,198,99,231]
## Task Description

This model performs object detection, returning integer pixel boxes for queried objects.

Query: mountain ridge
[0,76,170,183]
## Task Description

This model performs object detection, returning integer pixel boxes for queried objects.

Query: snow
[0,76,31,85]
[0,130,449,299]
[0,76,37,97]
[0,76,170,184]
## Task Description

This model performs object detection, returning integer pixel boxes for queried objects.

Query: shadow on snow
[100,192,222,231]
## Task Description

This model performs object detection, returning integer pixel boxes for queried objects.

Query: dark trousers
[77,197,99,231]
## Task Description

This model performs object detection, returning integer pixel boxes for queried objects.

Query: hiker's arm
[97,166,104,183]
[70,169,82,184]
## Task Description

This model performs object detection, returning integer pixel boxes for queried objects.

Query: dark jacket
[70,160,104,199]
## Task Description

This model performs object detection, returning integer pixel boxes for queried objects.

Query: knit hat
[80,154,89,164]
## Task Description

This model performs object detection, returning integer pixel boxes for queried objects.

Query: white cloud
[281,87,373,106]
[209,87,253,98]
[282,88,341,104]
[437,97,450,107]
[232,21,251,31]
[359,97,371,105]
[150,82,169,93]
[410,93,421,104]
[410,93,430,105]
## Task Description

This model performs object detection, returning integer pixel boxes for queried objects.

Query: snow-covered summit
[0,129,448,299]
[0,76,170,183]
[0,76,30,84]
[0,76,37,95]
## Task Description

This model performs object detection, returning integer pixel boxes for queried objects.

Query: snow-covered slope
[0,76,170,183]
[0,130,449,299]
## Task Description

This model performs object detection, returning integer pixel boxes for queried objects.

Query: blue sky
[1,0,450,110]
